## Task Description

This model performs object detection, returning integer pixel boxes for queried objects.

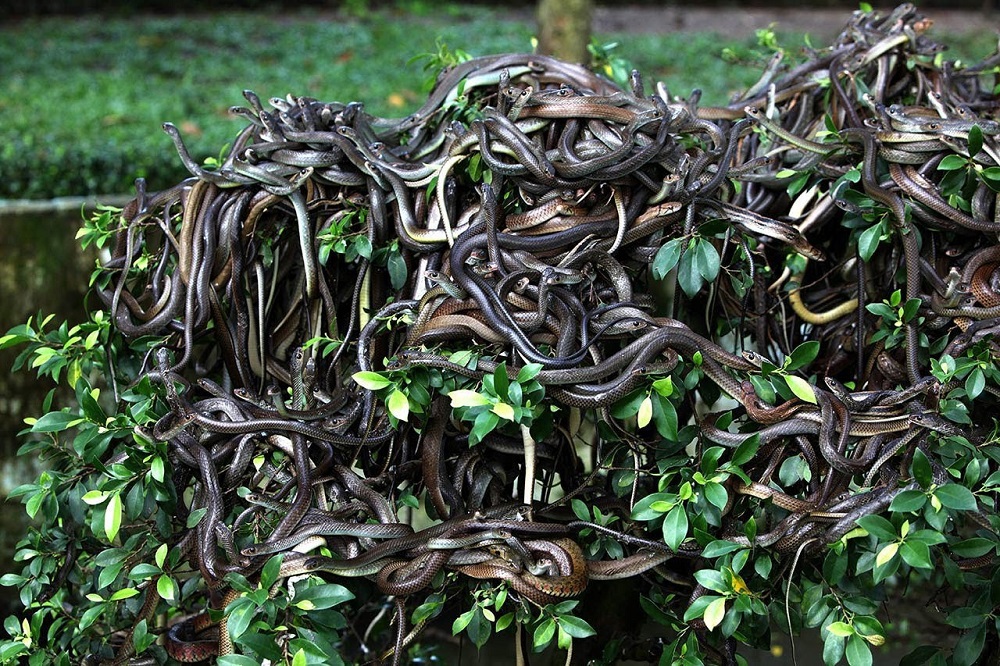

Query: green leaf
[857,223,882,262]
[79,604,105,631]
[0,574,25,587]
[952,623,986,666]
[784,375,816,404]
[517,363,542,383]
[387,389,409,422]
[218,656,264,666]
[637,395,653,428]
[938,154,969,171]
[823,633,845,666]
[731,435,761,467]
[80,389,106,423]
[354,235,373,260]
[0,644,27,662]
[901,297,921,322]
[109,587,140,601]
[651,376,674,398]
[652,393,679,441]
[694,570,727,593]
[30,411,83,433]
[966,368,986,400]
[652,238,683,280]
[947,607,987,630]
[786,341,820,371]
[827,621,855,637]
[677,242,705,297]
[900,541,932,569]
[257,555,283,591]
[703,482,728,511]
[105,493,122,542]
[491,401,515,421]
[951,537,995,558]
[226,598,256,642]
[746,378,776,411]
[129,563,162,580]
[755,554,773,579]
[911,448,933,489]
[156,575,177,602]
[684,594,721,622]
[934,484,977,511]
[703,597,726,631]
[846,633,873,666]
[906,529,947,547]
[295,583,354,610]
[507,381,522,407]
[493,365,509,401]
[875,542,899,568]
[448,389,491,408]
[452,609,475,634]
[702,540,743,558]
[823,550,847,584]
[82,490,107,505]
[631,493,673,521]
[387,249,407,290]
[186,507,208,528]
[351,371,392,391]
[865,302,895,319]
[150,456,165,483]
[694,237,721,282]
[890,490,927,513]
[856,515,897,541]
[852,616,885,641]
[559,615,596,638]
[496,612,514,632]
[468,410,499,446]
[155,543,168,569]
[662,505,689,551]
[980,167,1000,192]
[533,617,556,650]
[969,124,984,157]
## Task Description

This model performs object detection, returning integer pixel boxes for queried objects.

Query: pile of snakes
[92,3,1000,663]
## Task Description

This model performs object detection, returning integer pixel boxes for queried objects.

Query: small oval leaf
[387,389,409,422]
[784,375,817,404]
[351,371,392,391]
[637,395,653,428]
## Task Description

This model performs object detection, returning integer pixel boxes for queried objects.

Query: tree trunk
[536,0,593,64]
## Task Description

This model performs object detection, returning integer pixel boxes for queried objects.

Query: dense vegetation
[6,4,1000,666]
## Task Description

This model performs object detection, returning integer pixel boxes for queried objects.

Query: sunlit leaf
[637,395,653,428]
[448,390,491,408]
[351,371,392,391]
[387,389,409,422]
[703,597,726,631]
[784,375,817,404]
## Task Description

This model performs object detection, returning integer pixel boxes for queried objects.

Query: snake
[72,11,1000,662]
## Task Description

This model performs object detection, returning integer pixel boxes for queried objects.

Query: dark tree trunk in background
[536,0,593,64]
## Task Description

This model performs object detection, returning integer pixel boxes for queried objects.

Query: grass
[1,5,996,199]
